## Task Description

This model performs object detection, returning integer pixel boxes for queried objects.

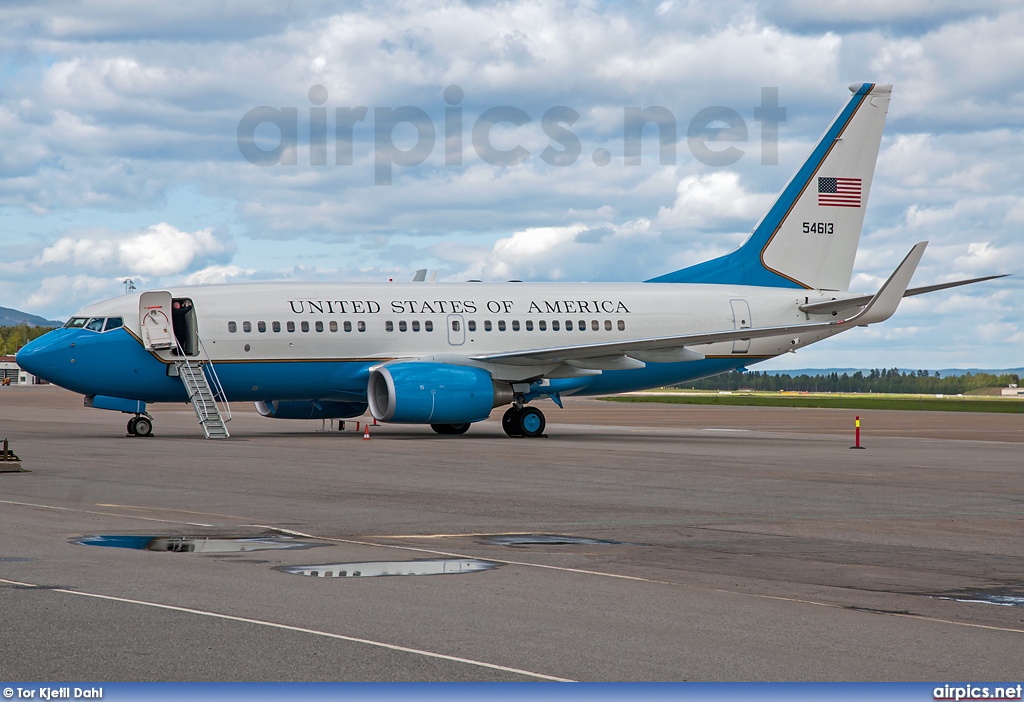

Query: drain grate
[279,558,498,578]
[75,534,324,553]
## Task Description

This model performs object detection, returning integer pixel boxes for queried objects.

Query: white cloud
[35,223,232,277]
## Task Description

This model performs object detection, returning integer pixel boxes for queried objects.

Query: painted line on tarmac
[0,499,215,527]
[253,526,1024,637]
[0,577,574,682]
[96,503,255,521]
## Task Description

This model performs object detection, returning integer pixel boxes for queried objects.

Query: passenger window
[617,320,625,331]
[386,321,394,332]
[565,320,573,331]
[511,320,520,331]
[399,321,407,332]
[412,321,420,332]
[228,321,237,333]
[525,320,533,331]
[242,321,252,333]
[315,321,324,332]
[551,320,559,331]
[65,318,89,328]
[344,321,352,332]
[484,320,492,331]
[539,320,547,331]
[498,320,506,331]
[287,321,295,332]
[357,321,366,332]
[425,320,433,332]
[329,321,338,332]
[104,317,124,332]
[258,321,267,333]
[591,320,599,331]
[85,318,105,332]
[272,321,281,332]
[301,321,309,332]
[579,320,585,331]
[468,320,476,332]
[604,320,612,331]
[452,320,460,332]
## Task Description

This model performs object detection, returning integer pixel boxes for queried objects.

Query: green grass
[601,392,1024,413]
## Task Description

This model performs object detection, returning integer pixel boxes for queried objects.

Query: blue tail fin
[647,83,891,291]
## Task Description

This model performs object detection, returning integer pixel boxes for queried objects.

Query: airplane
[16,83,1005,439]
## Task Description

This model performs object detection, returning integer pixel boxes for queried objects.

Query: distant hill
[0,306,64,328]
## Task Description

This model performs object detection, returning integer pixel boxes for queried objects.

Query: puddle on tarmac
[74,534,324,553]
[483,533,624,546]
[932,584,1024,608]
[279,558,498,578]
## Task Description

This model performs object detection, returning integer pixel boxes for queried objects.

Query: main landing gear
[127,414,153,437]
[502,405,546,438]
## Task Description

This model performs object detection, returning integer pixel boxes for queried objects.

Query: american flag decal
[818,177,861,208]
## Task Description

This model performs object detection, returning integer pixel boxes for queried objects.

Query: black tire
[502,407,523,437]
[127,417,138,435]
[517,406,546,437]
[431,423,472,435]
[134,417,153,437]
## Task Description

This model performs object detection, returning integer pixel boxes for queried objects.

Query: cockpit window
[85,318,105,332]
[104,317,124,332]
[65,318,88,328]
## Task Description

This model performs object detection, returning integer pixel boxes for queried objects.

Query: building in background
[0,356,38,386]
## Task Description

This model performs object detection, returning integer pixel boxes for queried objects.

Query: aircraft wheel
[127,417,138,435]
[134,417,153,437]
[502,407,523,437]
[517,407,546,437]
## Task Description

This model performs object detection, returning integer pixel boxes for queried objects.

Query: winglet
[844,242,927,326]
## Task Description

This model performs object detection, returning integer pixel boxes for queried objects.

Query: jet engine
[367,362,512,424]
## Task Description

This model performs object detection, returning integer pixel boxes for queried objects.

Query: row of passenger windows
[228,320,366,333]
[65,316,125,333]
[452,319,626,332]
[226,318,628,334]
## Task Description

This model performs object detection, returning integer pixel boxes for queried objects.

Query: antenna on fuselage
[122,279,136,295]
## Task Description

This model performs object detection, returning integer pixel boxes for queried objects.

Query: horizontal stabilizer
[799,274,1009,315]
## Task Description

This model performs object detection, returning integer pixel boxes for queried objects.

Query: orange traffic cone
[363,425,371,440]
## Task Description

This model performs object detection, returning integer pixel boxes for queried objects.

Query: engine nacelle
[367,363,509,424]
[255,400,368,420]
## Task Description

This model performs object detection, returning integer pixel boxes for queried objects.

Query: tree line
[0,325,56,356]
[681,368,1020,394]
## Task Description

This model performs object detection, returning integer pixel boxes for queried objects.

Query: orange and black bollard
[850,415,865,449]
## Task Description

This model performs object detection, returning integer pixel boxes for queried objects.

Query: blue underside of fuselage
[18,327,765,408]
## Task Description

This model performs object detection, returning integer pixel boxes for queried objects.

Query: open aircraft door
[139,291,175,358]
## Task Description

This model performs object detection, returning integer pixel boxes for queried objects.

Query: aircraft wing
[798,274,1007,315]
[471,242,927,367]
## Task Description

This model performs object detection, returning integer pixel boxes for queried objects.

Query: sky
[0,0,1021,370]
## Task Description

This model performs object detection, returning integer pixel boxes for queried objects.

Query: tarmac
[1,385,1023,682]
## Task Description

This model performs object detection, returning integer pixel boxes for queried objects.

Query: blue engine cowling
[255,400,368,420]
[367,363,509,424]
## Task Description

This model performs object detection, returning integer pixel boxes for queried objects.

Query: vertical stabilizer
[648,83,891,291]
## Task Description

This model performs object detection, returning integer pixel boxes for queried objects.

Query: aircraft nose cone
[15,330,67,378]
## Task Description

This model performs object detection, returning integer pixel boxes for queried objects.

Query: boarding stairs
[175,356,231,439]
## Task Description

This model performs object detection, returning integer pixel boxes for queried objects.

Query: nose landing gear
[127,414,153,437]
[502,405,546,438]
